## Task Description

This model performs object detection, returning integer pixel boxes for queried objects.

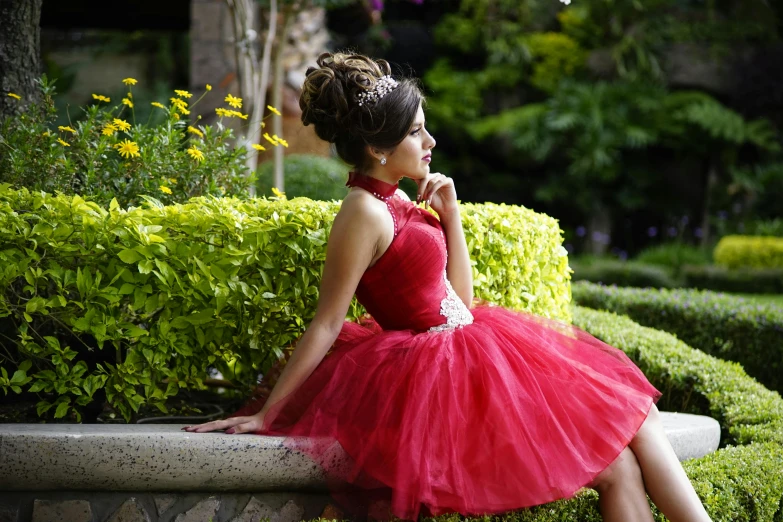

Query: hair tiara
[356,75,399,107]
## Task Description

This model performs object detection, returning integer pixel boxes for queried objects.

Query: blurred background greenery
[5,0,783,283]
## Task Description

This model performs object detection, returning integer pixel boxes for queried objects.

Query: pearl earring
[380,157,387,166]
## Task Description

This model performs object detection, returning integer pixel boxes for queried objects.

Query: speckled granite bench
[0,412,719,522]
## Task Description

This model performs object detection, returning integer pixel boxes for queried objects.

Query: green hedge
[571,281,783,394]
[0,185,570,421]
[682,264,783,294]
[358,307,783,521]
[569,258,679,288]
[714,235,783,269]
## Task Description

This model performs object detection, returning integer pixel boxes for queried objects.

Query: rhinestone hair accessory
[356,75,399,106]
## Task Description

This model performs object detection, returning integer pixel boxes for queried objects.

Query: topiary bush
[682,265,783,294]
[571,281,783,393]
[569,258,679,288]
[714,235,783,269]
[0,185,571,422]
[256,154,350,201]
[633,242,712,276]
[421,306,783,521]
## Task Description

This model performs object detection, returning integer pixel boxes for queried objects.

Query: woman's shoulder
[334,190,391,231]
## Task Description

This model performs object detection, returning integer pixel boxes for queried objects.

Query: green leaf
[54,400,71,418]
[29,381,47,393]
[125,325,149,338]
[37,400,53,416]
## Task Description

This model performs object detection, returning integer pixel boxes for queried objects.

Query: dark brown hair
[299,52,424,172]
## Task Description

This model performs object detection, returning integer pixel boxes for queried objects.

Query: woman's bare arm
[185,193,386,433]
[439,207,473,307]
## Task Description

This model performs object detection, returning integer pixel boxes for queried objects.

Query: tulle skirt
[232,305,660,520]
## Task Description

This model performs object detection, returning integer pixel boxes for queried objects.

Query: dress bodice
[346,173,474,332]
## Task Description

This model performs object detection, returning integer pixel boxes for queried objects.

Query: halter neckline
[346,171,399,200]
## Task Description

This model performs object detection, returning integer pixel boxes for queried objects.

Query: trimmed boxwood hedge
[568,258,679,288]
[681,264,783,294]
[419,306,783,522]
[571,281,783,394]
[714,235,783,269]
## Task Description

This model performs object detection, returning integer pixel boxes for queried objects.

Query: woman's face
[383,104,436,181]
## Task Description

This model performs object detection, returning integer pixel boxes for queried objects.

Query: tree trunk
[0,0,43,120]
[272,7,293,193]
[700,154,719,248]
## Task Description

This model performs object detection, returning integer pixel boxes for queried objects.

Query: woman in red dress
[185,52,711,522]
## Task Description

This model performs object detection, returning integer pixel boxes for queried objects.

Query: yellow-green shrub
[714,235,783,269]
[0,186,571,421]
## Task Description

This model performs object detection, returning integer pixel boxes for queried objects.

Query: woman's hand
[182,412,266,435]
[416,173,458,218]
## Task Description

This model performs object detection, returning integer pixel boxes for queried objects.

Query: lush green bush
[0,185,571,422]
[633,242,712,275]
[256,154,350,201]
[0,76,253,207]
[682,265,783,294]
[419,305,783,521]
[714,235,783,269]
[569,258,678,288]
[572,281,783,393]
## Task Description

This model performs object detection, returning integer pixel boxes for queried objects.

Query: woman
[185,52,712,522]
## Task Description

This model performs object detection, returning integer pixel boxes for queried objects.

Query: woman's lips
[422,154,431,162]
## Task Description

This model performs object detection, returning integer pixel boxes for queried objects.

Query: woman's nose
[426,130,436,149]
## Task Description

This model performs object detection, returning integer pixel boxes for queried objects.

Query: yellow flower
[7,93,21,100]
[127,92,133,99]
[168,177,178,185]
[175,89,193,99]
[278,138,289,148]
[112,118,131,132]
[263,132,279,145]
[42,131,51,137]
[173,113,180,120]
[151,102,166,110]
[58,125,76,134]
[122,98,133,108]
[267,105,281,116]
[122,78,138,85]
[170,98,188,109]
[224,94,242,108]
[92,94,110,103]
[102,124,117,136]
[177,106,191,116]
[187,147,205,162]
[56,138,70,147]
[187,126,204,138]
[114,139,140,159]
[215,108,229,117]
[159,185,172,195]
[206,84,212,91]
[271,187,285,198]
[251,144,266,151]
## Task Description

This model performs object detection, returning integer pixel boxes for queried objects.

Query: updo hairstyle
[299,52,424,172]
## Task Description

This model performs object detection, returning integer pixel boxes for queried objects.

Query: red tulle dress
[233,173,661,520]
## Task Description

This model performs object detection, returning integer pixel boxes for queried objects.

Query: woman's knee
[591,447,643,492]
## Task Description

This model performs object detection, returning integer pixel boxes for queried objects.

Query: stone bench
[0,412,720,522]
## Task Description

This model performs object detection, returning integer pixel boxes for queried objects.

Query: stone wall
[0,492,328,522]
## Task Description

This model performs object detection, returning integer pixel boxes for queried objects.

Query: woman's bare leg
[629,404,712,522]
[592,447,655,522]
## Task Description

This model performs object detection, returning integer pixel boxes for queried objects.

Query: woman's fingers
[182,416,249,433]
[181,414,266,435]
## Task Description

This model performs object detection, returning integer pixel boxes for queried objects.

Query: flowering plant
[1,77,286,207]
